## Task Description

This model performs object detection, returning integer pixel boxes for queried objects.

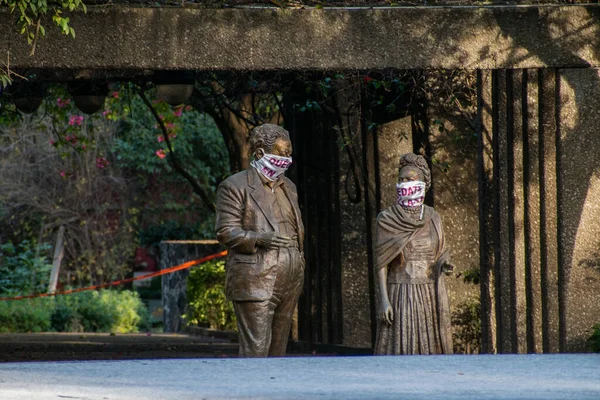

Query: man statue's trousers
[233,246,304,357]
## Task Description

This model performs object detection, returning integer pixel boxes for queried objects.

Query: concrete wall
[475,68,600,353]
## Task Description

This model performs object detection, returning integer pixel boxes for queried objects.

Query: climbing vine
[0,0,86,87]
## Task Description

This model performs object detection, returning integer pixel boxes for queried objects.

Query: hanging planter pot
[67,81,109,114]
[14,96,43,114]
[154,70,195,106]
[10,82,46,114]
[156,84,194,106]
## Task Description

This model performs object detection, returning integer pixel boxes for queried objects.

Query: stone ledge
[2,5,600,71]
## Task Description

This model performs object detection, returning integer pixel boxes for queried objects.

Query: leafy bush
[50,302,76,332]
[0,299,53,333]
[185,260,236,331]
[0,241,52,295]
[75,292,116,332]
[0,290,150,333]
[588,324,600,353]
[452,299,481,354]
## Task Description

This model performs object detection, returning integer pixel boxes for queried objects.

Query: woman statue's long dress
[374,153,453,355]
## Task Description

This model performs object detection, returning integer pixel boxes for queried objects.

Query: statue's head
[398,153,431,192]
[249,124,292,160]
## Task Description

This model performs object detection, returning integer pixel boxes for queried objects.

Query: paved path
[1,354,599,399]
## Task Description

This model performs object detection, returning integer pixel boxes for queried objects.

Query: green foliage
[0,241,52,295]
[0,290,150,333]
[0,0,85,45]
[0,298,52,333]
[588,323,600,353]
[50,301,76,332]
[75,292,117,332]
[111,88,229,186]
[59,290,150,333]
[185,260,236,331]
[108,86,229,245]
[0,0,86,87]
[461,267,480,285]
[452,299,481,354]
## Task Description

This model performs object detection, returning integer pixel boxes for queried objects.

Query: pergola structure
[3,4,600,353]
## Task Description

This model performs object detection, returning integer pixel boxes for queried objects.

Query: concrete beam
[2,5,600,71]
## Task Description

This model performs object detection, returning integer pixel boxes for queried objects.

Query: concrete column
[511,70,527,354]
[477,70,497,354]
[557,68,600,352]
[160,240,224,333]
[336,85,372,349]
[538,69,560,353]
[523,69,544,354]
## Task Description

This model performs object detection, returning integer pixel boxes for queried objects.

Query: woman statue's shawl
[375,204,453,354]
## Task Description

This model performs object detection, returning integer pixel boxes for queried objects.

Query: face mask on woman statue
[396,180,426,208]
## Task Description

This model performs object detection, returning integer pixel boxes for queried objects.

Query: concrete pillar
[477,70,497,353]
[538,69,561,353]
[557,68,600,352]
[160,240,224,333]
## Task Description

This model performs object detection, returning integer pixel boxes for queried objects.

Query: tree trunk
[48,226,66,293]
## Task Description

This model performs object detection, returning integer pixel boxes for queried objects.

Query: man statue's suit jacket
[215,167,305,302]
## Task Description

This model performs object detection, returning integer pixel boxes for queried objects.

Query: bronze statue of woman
[374,153,453,355]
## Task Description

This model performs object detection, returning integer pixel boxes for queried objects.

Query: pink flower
[57,98,71,108]
[82,144,87,150]
[173,107,183,117]
[156,149,167,159]
[102,110,109,117]
[112,91,119,99]
[184,105,192,111]
[65,135,78,144]
[169,134,177,140]
[157,136,164,143]
[96,157,109,169]
[69,115,84,126]
[60,171,66,177]
[49,139,55,145]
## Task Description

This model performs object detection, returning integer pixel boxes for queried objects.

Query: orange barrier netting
[0,250,228,302]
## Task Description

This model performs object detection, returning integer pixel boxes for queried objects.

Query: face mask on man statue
[251,149,293,181]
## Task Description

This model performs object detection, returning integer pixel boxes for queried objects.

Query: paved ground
[1,354,599,400]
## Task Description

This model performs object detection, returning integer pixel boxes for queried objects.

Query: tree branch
[138,89,216,212]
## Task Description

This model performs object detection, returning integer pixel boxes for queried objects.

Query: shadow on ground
[0,332,373,362]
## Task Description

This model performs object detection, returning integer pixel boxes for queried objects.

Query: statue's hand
[256,232,293,249]
[441,261,455,275]
[381,298,394,325]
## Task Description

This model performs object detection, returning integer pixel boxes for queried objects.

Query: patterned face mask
[396,181,426,208]
[251,150,293,181]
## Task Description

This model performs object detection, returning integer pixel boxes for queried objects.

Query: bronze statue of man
[215,124,305,357]
[374,153,453,355]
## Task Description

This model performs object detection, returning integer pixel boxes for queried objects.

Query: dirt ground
[0,333,239,362]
